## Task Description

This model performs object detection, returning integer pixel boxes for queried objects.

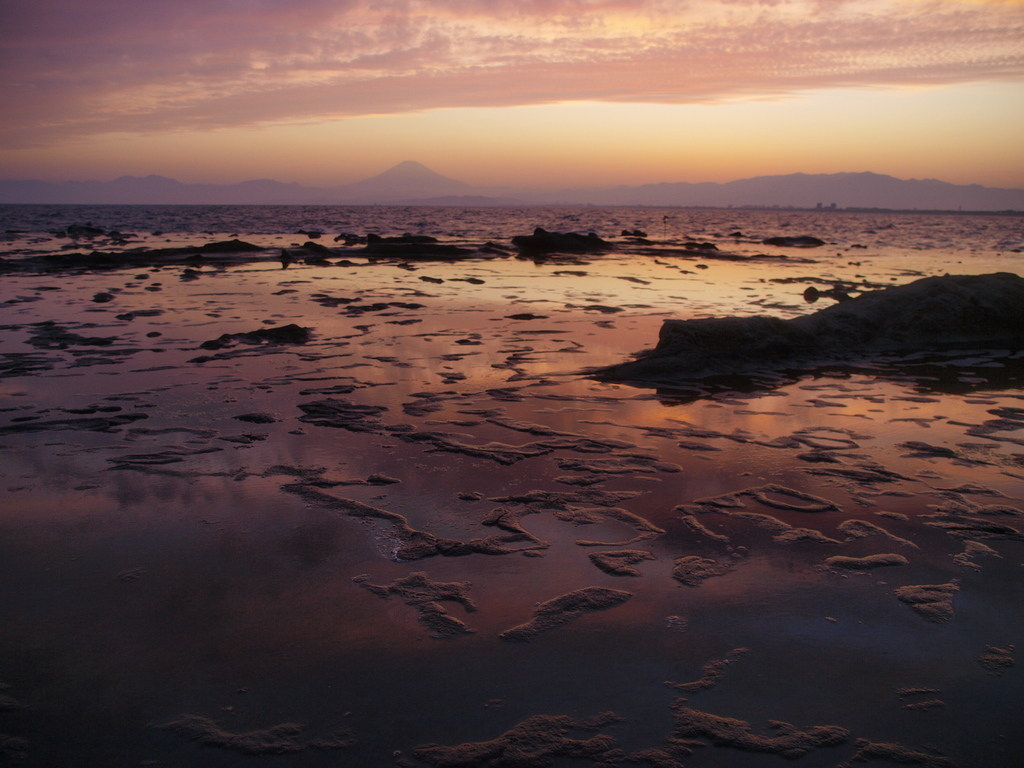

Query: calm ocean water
[2,204,1023,254]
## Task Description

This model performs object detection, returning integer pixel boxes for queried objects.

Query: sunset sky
[2,0,1023,189]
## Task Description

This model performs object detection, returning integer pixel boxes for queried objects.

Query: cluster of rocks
[2,220,850,273]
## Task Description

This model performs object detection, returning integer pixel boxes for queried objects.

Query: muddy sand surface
[1,232,1022,767]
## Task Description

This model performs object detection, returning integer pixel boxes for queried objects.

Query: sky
[1,0,1023,189]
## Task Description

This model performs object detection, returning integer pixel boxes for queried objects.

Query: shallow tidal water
[0,207,1022,767]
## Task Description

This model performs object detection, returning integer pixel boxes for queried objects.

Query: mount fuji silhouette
[1,162,1022,210]
[332,160,473,202]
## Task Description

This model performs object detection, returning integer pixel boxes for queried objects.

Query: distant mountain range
[2,161,1022,211]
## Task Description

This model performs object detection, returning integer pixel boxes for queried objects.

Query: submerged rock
[596,273,1024,385]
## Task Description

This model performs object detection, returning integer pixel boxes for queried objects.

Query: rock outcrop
[595,273,1024,385]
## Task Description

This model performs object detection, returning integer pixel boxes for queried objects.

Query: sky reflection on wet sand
[0,210,1022,767]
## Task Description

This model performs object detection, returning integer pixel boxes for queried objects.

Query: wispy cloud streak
[1,0,1021,145]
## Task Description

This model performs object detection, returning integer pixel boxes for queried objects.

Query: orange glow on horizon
[2,82,1022,190]
[0,0,1021,188]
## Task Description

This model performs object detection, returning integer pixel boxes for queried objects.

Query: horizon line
[3,166,1024,192]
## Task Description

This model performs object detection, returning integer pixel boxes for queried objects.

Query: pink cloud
[1,0,1021,146]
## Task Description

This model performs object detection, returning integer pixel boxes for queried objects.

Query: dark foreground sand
[0,236,1022,767]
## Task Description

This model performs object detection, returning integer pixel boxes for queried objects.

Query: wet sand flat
[0,207,1022,767]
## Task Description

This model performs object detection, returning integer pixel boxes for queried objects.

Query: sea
[2,204,1023,255]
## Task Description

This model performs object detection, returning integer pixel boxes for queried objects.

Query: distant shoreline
[0,202,1021,216]
[3,167,1023,211]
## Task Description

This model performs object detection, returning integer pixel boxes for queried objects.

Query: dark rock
[824,554,909,570]
[27,321,117,349]
[367,233,439,244]
[0,412,148,435]
[900,441,957,458]
[589,550,655,576]
[672,556,729,586]
[199,324,311,350]
[480,241,512,254]
[512,228,613,254]
[596,273,1024,384]
[67,224,105,237]
[763,236,826,247]
[297,398,388,432]
[363,235,472,259]
[804,284,852,303]
[92,292,115,303]
[116,309,163,321]
[499,587,632,642]
[234,412,278,424]
[299,241,334,256]
[196,238,263,252]
[310,294,360,308]
[352,572,475,638]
